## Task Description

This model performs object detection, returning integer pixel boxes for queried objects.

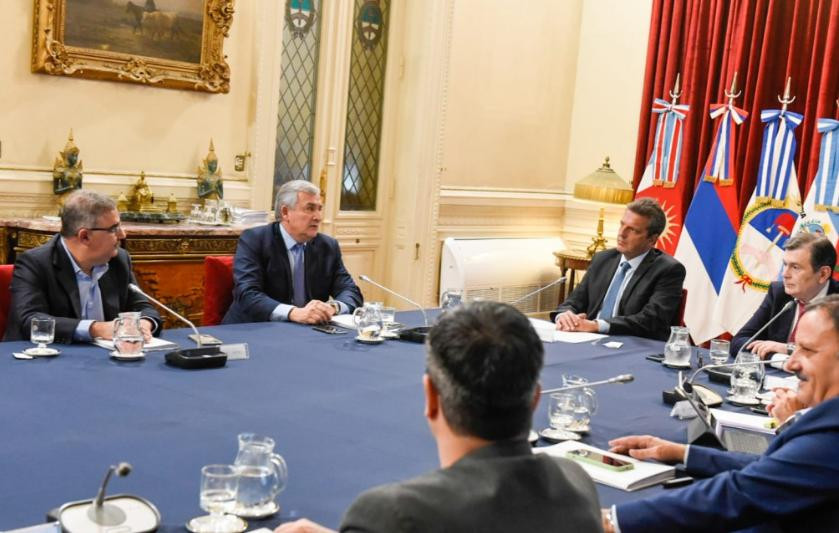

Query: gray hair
[60,190,117,237]
[274,180,320,217]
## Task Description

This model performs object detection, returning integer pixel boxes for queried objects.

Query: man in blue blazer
[731,232,839,358]
[602,294,839,533]
[223,180,362,324]
[552,198,686,341]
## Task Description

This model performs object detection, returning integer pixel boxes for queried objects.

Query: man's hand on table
[608,435,686,463]
[745,340,787,359]
[275,518,336,533]
[555,311,599,333]
[289,300,335,324]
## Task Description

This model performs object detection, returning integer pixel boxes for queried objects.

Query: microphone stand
[509,276,567,306]
[359,275,431,343]
[359,275,428,327]
[541,374,633,394]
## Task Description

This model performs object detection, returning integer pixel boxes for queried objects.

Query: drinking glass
[709,338,730,366]
[187,464,245,533]
[542,392,580,441]
[113,312,144,356]
[28,317,56,355]
[729,351,764,403]
[379,307,396,326]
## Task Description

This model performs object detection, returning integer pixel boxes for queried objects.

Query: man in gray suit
[276,301,602,533]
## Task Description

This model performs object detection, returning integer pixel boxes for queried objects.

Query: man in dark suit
[275,302,602,533]
[602,294,839,533]
[4,190,160,343]
[730,232,838,358]
[223,180,362,325]
[553,197,686,341]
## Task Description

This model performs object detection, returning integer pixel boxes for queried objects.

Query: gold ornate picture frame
[32,0,235,93]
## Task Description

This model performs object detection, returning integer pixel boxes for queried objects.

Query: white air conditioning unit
[439,237,566,314]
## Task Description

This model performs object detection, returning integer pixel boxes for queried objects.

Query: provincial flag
[800,118,839,279]
[635,98,690,254]
[674,102,747,344]
[715,109,804,335]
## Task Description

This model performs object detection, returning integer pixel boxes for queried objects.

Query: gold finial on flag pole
[778,76,796,111]
[669,73,682,104]
[725,72,740,105]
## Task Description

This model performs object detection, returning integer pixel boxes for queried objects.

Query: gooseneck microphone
[541,374,634,395]
[734,299,796,356]
[683,358,779,393]
[88,462,132,525]
[509,276,567,305]
[359,275,429,327]
[129,283,203,347]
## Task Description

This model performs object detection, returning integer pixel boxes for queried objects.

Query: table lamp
[572,156,634,258]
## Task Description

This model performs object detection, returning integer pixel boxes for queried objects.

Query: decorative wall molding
[439,186,571,207]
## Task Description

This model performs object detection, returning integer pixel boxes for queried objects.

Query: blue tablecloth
[0,312,764,531]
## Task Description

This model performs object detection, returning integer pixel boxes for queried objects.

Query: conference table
[0,311,766,531]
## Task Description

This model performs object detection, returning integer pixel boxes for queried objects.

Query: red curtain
[633,0,839,211]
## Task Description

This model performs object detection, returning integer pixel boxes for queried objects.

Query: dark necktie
[291,243,306,308]
[600,261,631,320]
[788,300,806,342]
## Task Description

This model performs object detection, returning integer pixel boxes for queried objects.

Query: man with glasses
[4,190,161,343]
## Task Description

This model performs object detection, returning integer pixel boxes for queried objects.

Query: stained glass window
[273,0,322,199]
[340,0,391,211]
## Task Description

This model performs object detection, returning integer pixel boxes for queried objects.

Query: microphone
[128,283,224,364]
[734,300,796,356]
[89,462,132,525]
[47,461,162,532]
[683,358,779,393]
[509,276,567,305]
[359,275,430,343]
[541,374,634,395]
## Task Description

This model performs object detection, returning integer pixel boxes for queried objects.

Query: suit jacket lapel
[52,238,82,318]
[273,223,294,297]
[617,250,657,312]
[98,270,120,320]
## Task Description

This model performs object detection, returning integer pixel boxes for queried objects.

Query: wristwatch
[329,301,341,314]
[787,342,796,355]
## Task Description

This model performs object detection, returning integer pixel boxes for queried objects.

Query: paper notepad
[528,318,606,343]
[710,409,777,435]
[534,441,675,491]
[330,314,357,330]
[92,336,179,352]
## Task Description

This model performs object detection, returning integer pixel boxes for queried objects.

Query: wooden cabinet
[0,219,252,327]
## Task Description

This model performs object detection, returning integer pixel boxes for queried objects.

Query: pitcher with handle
[233,433,288,518]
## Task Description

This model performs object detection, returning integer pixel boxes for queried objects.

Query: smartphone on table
[565,448,635,472]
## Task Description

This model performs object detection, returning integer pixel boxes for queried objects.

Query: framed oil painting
[32,0,235,93]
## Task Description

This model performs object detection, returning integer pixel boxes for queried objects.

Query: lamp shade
[573,157,633,205]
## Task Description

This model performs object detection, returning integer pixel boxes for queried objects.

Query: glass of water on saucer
[540,392,582,442]
[26,317,59,357]
[187,464,246,533]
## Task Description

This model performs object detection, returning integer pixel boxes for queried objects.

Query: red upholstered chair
[202,256,234,326]
[0,264,14,335]
[678,288,688,327]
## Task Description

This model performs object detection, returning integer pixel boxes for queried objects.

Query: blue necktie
[291,243,306,308]
[599,261,631,320]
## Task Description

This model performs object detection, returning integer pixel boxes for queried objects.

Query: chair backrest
[0,264,14,335]
[202,256,234,326]
[678,288,687,327]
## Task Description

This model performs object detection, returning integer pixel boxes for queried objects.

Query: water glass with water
[187,464,241,533]
[729,351,764,402]
[30,317,55,353]
[113,312,144,355]
[542,392,580,441]
[709,338,730,365]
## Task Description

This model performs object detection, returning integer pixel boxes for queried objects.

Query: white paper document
[330,314,357,330]
[527,318,606,344]
[763,374,799,392]
[534,441,675,491]
[710,409,777,435]
[92,336,179,352]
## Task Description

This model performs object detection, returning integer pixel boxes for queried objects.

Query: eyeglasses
[86,223,123,235]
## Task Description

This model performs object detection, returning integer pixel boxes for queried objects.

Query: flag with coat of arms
[634,95,690,255]
[714,108,804,334]
[800,117,839,278]
[674,101,748,344]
